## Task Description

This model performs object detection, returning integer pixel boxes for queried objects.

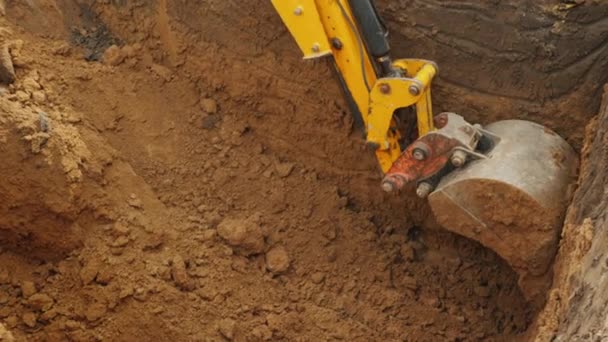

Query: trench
[0,0,606,341]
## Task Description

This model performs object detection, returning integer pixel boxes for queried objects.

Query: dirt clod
[275,162,295,178]
[218,318,236,340]
[217,218,266,256]
[80,262,100,285]
[27,293,54,312]
[103,44,124,66]
[85,302,107,322]
[265,245,290,274]
[311,272,325,284]
[21,312,37,328]
[20,281,36,298]
[171,255,195,291]
[200,98,218,114]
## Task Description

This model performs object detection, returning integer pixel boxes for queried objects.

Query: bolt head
[379,83,391,94]
[381,181,395,193]
[331,38,343,50]
[294,6,303,15]
[416,183,433,198]
[412,147,427,161]
[451,153,466,168]
[408,84,421,96]
[311,43,320,53]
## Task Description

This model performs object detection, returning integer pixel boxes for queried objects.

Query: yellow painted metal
[271,0,332,58]
[315,1,378,126]
[392,59,438,136]
[416,87,434,136]
[272,1,438,174]
[368,61,438,172]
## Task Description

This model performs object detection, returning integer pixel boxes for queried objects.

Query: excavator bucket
[427,120,578,299]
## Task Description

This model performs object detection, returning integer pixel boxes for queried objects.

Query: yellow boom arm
[271,0,437,172]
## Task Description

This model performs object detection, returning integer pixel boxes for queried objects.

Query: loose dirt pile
[0,0,606,341]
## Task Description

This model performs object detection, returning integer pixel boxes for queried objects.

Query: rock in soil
[217,218,266,256]
[265,245,290,274]
[218,318,236,340]
[27,293,54,311]
[103,45,125,66]
[171,255,195,291]
[20,281,37,298]
[22,312,37,328]
[200,98,218,114]
[85,302,108,322]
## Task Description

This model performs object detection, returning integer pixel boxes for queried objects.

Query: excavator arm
[271,0,580,296]
[271,0,437,173]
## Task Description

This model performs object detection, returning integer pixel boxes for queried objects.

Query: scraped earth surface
[0,0,606,341]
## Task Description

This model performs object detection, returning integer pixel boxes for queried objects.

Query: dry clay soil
[0,1,607,341]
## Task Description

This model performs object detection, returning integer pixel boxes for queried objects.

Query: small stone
[217,218,266,256]
[150,63,172,82]
[15,90,29,102]
[265,246,290,274]
[85,302,107,322]
[401,276,419,291]
[22,312,37,328]
[52,43,71,56]
[195,230,217,242]
[250,324,273,341]
[200,98,218,114]
[127,194,143,208]
[27,293,54,311]
[64,320,81,331]
[112,222,131,236]
[79,262,100,285]
[196,286,218,301]
[111,236,130,248]
[22,77,41,92]
[103,45,125,66]
[39,309,58,322]
[151,306,164,314]
[64,112,82,123]
[118,286,134,300]
[20,281,37,298]
[122,45,138,59]
[311,272,325,284]
[171,255,195,291]
[275,162,295,178]
[31,90,47,103]
[96,268,114,285]
[218,318,236,340]
[142,233,165,251]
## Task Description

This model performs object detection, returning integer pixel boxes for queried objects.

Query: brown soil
[0,0,606,341]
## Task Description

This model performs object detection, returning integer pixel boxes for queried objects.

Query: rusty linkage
[381,112,489,197]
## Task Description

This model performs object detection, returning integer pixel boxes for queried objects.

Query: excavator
[271,0,579,298]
